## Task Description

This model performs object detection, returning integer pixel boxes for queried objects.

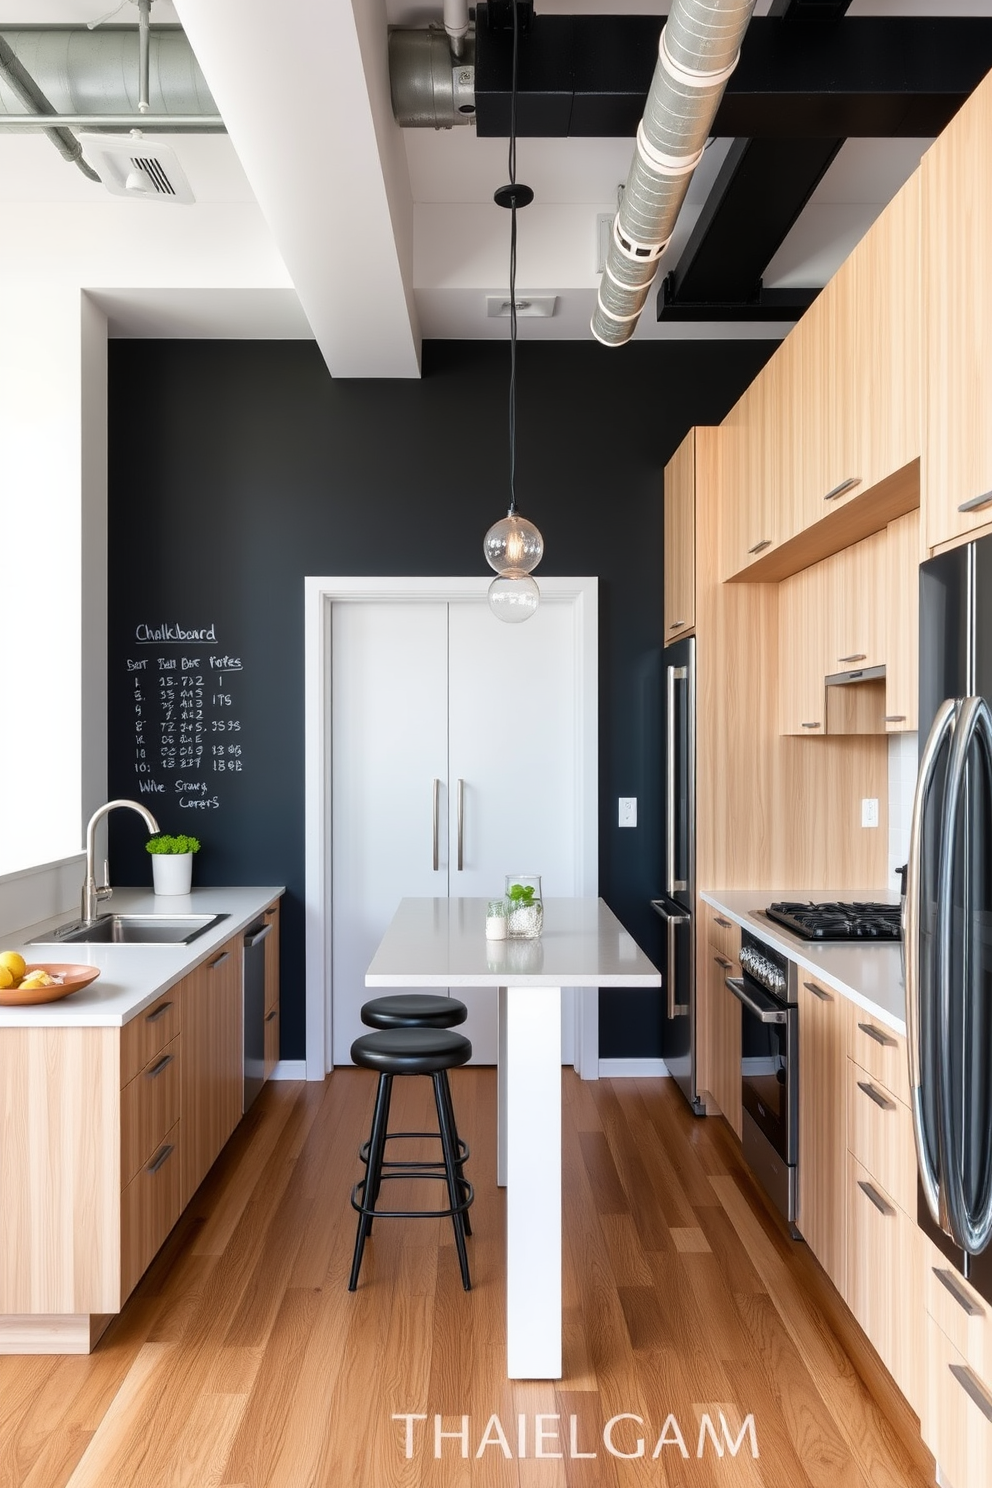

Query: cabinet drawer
[702,906,740,963]
[121,991,181,1086]
[846,1153,924,1411]
[120,1120,182,1302]
[849,1011,910,1106]
[924,1313,992,1488]
[121,1035,181,1189]
[846,1059,916,1214]
[925,1243,992,1385]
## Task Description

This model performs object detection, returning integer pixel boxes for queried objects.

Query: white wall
[888,730,918,889]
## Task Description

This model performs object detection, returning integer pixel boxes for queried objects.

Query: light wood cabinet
[181,933,244,1206]
[720,340,799,581]
[797,976,848,1294]
[823,531,886,676]
[884,509,920,732]
[663,430,696,640]
[121,1033,181,1189]
[846,1152,924,1413]
[922,1238,992,1488]
[263,898,281,1081]
[922,69,992,552]
[699,943,742,1139]
[120,1120,182,1302]
[846,1059,916,1217]
[849,1011,910,1107]
[778,562,827,736]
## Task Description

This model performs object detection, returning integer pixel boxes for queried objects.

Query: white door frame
[304,575,599,1081]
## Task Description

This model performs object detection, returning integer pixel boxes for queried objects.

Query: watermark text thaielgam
[392,1411,759,1461]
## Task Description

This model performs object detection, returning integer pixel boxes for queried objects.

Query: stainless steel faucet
[81,799,161,923]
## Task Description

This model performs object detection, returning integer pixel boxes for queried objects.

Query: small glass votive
[486,898,509,940]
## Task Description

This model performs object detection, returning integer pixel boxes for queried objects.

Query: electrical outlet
[618,796,637,828]
[861,797,879,828]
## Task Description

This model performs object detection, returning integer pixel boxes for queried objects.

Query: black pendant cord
[507,0,519,517]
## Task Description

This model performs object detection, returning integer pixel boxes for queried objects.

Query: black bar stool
[348,1027,474,1291]
[359,994,472,1235]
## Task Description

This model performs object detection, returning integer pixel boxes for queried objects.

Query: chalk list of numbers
[126,644,244,813]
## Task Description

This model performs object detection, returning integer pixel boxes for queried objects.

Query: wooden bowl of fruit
[0,953,101,1007]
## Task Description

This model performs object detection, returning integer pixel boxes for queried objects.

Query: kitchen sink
[30,913,229,947]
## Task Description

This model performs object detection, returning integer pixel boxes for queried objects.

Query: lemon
[0,951,26,981]
[0,965,13,990]
[19,972,48,990]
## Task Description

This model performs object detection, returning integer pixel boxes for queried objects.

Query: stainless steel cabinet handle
[147,1052,174,1080]
[650,900,689,1018]
[857,1020,895,1047]
[146,1000,173,1023]
[747,538,772,555]
[432,778,440,871]
[714,916,732,929]
[803,980,831,1002]
[665,664,688,895]
[265,1008,278,1023]
[933,1267,984,1317]
[957,490,992,514]
[456,778,464,872]
[838,653,867,664]
[208,951,230,972]
[713,955,732,970]
[724,975,787,1024]
[949,1364,992,1423]
[244,924,273,949]
[857,1079,895,1111]
[857,1179,895,1217]
[801,721,822,729]
[147,1142,175,1175]
[823,477,861,502]
[669,620,686,629]
[884,715,907,723]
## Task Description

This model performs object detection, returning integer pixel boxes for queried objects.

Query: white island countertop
[366,896,662,989]
[701,888,906,1034]
[0,885,284,1030]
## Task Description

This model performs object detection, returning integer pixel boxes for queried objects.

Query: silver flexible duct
[591,0,756,347]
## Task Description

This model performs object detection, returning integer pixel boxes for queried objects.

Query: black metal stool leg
[349,1072,393,1291]
[437,1069,471,1236]
[433,1072,472,1291]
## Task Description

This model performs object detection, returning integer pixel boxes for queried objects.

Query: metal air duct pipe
[591,0,756,347]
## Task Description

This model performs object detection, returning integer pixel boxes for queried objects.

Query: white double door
[330,597,580,1064]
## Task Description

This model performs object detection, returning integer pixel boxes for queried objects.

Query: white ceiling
[0,0,989,374]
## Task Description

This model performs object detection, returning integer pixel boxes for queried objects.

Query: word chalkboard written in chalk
[124,622,246,812]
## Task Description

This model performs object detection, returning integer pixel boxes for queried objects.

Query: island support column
[498,983,562,1379]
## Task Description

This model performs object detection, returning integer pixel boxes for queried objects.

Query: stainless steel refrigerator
[652,635,704,1114]
[906,536,992,1299]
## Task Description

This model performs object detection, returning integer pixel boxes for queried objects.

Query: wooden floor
[0,1070,937,1488]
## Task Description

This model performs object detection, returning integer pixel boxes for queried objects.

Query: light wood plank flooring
[0,1070,936,1487]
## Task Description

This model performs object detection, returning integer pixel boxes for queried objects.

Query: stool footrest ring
[359,1130,470,1167]
[351,1172,474,1221]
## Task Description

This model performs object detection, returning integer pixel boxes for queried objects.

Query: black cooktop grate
[765,901,902,941]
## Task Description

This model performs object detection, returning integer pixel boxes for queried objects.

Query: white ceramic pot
[152,852,194,895]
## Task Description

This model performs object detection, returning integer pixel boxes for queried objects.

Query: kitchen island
[0,885,283,1353]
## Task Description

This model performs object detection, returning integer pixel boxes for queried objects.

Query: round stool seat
[361,994,467,1030]
[351,1027,472,1076]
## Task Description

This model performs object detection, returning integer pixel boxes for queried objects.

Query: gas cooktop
[764,901,902,942]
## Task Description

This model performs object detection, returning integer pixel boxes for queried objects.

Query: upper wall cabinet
[664,430,696,641]
[721,172,921,584]
[922,70,992,552]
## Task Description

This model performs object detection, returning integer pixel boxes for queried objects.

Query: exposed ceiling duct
[591,0,756,348]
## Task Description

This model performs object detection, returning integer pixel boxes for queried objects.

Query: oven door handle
[724,975,787,1025]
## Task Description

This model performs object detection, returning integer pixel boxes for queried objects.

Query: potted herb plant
[146,833,201,895]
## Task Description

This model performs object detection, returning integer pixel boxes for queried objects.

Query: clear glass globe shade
[483,513,544,575]
[488,572,540,623]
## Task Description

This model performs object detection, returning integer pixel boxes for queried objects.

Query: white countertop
[700,888,907,1035]
[366,897,662,988]
[0,886,284,1029]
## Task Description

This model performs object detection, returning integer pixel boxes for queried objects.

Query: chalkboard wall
[107,337,773,1061]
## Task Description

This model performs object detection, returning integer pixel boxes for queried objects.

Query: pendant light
[485,1,543,623]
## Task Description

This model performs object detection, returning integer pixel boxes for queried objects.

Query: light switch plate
[862,797,879,828]
[619,796,637,828]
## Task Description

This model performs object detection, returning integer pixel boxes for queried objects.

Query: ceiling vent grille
[75,133,194,203]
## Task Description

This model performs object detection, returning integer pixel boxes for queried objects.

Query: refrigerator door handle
[666,664,688,896]
[651,899,690,1018]
[906,696,957,1228]
[936,694,992,1254]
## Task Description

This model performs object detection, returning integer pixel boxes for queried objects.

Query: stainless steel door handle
[857,1079,895,1111]
[666,664,688,895]
[906,696,957,1229]
[724,975,787,1025]
[432,778,440,871]
[803,980,832,1002]
[823,476,861,502]
[650,900,689,1018]
[244,923,273,949]
[857,1179,895,1218]
[456,778,464,873]
[949,1364,992,1424]
[858,1020,895,1047]
[933,1267,984,1317]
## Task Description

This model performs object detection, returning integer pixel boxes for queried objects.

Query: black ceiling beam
[658,286,822,323]
[661,135,843,315]
[474,13,992,138]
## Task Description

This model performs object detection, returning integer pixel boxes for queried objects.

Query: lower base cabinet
[797,976,848,1294]
[181,935,244,1207]
[120,1120,182,1301]
[922,1239,992,1488]
[700,942,742,1138]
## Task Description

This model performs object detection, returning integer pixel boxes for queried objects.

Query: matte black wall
[107,337,773,1061]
